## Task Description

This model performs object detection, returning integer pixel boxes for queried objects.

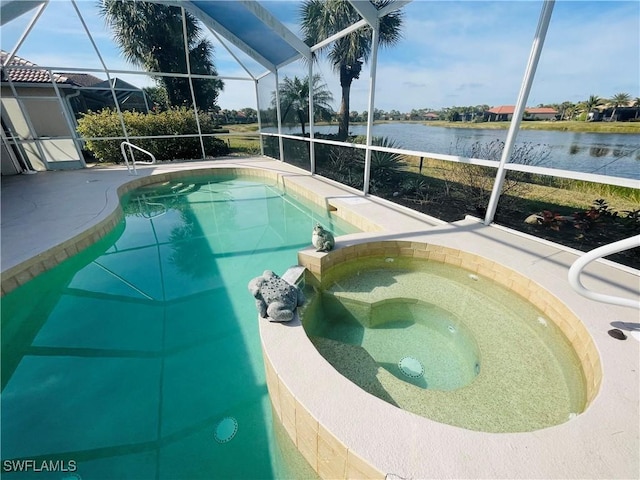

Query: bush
[444,139,550,213]
[313,135,407,193]
[76,108,229,162]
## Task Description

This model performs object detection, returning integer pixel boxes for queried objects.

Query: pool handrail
[120,141,156,175]
[568,234,640,309]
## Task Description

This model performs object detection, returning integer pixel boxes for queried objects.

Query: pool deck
[2,156,639,479]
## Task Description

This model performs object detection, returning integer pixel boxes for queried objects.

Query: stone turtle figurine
[312,223,335,252]
[248,270,305,322]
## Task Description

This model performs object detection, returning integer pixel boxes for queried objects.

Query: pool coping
[1,157,638,478]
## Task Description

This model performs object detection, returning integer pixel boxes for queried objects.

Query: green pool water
[1,176,356,479]
[302,256,588,433]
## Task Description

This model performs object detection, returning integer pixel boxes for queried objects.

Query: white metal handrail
[568,235,640,309]
[120,141,156,175]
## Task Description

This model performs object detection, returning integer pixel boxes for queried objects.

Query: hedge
[76,107,229,162]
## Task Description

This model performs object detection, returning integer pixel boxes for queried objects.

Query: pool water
[309,295,480,390]
[1,176,356,479]
[302,256,587,433]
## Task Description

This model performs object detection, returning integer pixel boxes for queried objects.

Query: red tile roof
[1,50,73,84]
[526,107,558,114]
[488,105,515,115]
[488,105,559,115]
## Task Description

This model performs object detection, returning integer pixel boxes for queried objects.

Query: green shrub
[77,107,229,162]
[313,135,407,192]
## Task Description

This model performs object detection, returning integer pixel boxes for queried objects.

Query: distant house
[589,103,637,122]
[525,107,558,120]
[486,106,515,121]
[59,74,150,115]
[486,105,558,122]
[422,112,440,121]
[1,50,149,175]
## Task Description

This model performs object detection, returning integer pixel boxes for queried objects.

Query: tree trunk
[338,84,351,141]
[338,64,355,142]
[298,109,306,136]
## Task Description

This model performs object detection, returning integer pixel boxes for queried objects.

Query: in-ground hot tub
[261,239,607,479]
[300,251,588,433]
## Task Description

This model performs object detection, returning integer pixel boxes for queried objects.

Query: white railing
[120,141,156,175]
[568,235,640,309]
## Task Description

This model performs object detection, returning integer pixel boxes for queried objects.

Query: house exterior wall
[0,85,83,170]
[528,112,556,120]
[488,113,513,121]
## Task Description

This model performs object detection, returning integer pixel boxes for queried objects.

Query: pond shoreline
[344,120,640,134]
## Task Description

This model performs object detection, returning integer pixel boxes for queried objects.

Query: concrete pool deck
[1,156,639,478]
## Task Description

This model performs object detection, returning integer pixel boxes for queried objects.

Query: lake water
[272,124,640,180]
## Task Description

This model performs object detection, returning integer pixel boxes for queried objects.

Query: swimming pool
[0,175,357,479]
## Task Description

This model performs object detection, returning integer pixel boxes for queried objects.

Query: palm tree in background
[608,92,631,121]
[274,75,334,135]
[558,101,575,120]
[580,95,603,121]
[633,97,640,120]
[99,0,223,111]
[300,0,404,141]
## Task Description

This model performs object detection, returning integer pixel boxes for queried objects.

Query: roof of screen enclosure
[1,0,404,74]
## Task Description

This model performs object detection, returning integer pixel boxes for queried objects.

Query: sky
[1,0,638,113]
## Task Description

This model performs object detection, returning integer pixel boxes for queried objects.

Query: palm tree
[633,97,640,120]
[559,101,575,121]
[580,95,603,121]
[300,0,404,141]
[99,0,223,110]
[608,92,631,121]
[274,74,334,135]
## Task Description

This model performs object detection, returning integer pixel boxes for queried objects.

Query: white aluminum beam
[311,19,368,53]
[363,20,380,195]
[274,69,284,161]
[484,0,555,225]
[181,7,206,160]
[308,60,315,173]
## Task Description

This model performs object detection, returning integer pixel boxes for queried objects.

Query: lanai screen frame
[1,0,637,227]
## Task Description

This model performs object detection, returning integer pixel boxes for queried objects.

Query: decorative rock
[608,328,627,340]
[248,270,305,322]
[312,223,335,252]
[524,213,543,225]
